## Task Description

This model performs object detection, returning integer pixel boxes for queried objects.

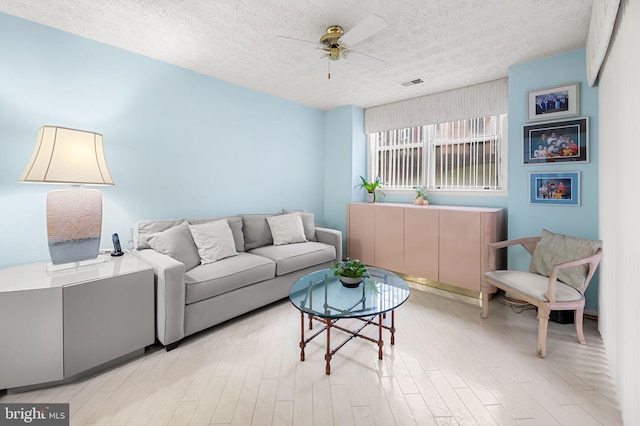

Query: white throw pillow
[266,213,307,246]
[188,220,238,264]
[281,209,317,241]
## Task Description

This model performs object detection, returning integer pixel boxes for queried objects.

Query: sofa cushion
[242,214,276,250]
[189,216,245,252]
[136,218,186,249]
[249,242,336,276]
[266,213,307,245]
[146,222,200,271]
[184,253,276,304]
[282,209,317,241]
[188,220,238,264]
[529,229,602,289]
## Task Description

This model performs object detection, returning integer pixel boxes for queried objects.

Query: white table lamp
[19,126,114,265]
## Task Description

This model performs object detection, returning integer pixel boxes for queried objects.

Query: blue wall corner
[323,105,364,256]
[507,48,600,311]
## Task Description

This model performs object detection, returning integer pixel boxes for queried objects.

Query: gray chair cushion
[184,253,276,304]
[249,242,336,276]
[189,216,245,252]
[529,229,602,289]
[242,214,276,250]
[485,270,582,302]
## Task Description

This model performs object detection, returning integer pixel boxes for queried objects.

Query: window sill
[386,189,509,198]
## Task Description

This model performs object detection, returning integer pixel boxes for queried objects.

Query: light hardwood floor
[0,283,623,425]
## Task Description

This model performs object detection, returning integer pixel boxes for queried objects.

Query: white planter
[366,192,375,203]
[339,276,363,288]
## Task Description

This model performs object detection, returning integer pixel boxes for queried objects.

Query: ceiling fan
[276,14,388,79]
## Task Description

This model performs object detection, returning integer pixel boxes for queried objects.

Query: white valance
[364,78,508,134]
[586,0,621,87]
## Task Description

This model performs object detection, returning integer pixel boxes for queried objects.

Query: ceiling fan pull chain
[328,58,331,80]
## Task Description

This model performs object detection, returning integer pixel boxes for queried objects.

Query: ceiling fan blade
[274,35,320,49]
[343,50,388,72]
[339,14,387,47]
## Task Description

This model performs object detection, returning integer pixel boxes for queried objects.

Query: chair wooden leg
[575,307,586,344]
[480,284,489,319]
[536,305,550,358]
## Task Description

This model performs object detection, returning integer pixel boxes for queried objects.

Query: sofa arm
[133,249,186,347]
[315,227,342,263]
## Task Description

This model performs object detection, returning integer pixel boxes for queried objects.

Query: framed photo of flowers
[522,117,588,165]
[529,171,580,206]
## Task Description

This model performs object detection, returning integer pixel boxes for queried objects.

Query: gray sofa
[133,212,342,350]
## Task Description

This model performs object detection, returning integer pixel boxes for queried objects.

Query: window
[368,114,507,192]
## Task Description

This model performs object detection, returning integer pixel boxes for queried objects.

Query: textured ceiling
[0,0,593,110]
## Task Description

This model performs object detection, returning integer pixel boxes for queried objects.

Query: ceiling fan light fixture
[319,25,344,45]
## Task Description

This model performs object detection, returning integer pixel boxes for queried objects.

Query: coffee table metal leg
[378,314,384,360]
[299,311,305,361]
[391,310,396,345]
[325,318,332,375]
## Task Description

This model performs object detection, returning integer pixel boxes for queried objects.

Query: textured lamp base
[47,188,102,265]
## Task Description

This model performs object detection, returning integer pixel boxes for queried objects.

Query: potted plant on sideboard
[331,258,370,288]
[414,186,430,205]
[355,176,385,203]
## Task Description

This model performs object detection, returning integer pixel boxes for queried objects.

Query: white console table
[0,254,154,392]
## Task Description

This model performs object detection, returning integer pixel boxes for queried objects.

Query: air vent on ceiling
[400,78,424,87]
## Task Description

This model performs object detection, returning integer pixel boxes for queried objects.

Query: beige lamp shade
[19,126,114,185]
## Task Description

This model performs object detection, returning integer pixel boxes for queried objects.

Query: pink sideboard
[347,203,506,295]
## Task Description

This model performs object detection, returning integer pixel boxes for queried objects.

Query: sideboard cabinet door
[374,205,404,272]
[439,210,482,291]
[347,203,375,265]
[404,207,439,281]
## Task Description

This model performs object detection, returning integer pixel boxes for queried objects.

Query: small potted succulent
[414,186,430,205]
[355,176,385,203]
[331,257,369,288]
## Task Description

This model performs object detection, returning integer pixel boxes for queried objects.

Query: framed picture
[527,82,579,122]
[529,171,580,206]
[522,117,588,165]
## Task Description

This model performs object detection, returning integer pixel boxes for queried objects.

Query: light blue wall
[0,13,326,268]
[323,106,365,256]
[508,49,600,311]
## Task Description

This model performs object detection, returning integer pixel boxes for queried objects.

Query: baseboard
[584,310,598,321]
[399,273,481,299]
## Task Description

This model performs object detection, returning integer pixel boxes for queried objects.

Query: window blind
[364,78,508,134]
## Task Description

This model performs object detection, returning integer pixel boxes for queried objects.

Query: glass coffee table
[289,267,410,375]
